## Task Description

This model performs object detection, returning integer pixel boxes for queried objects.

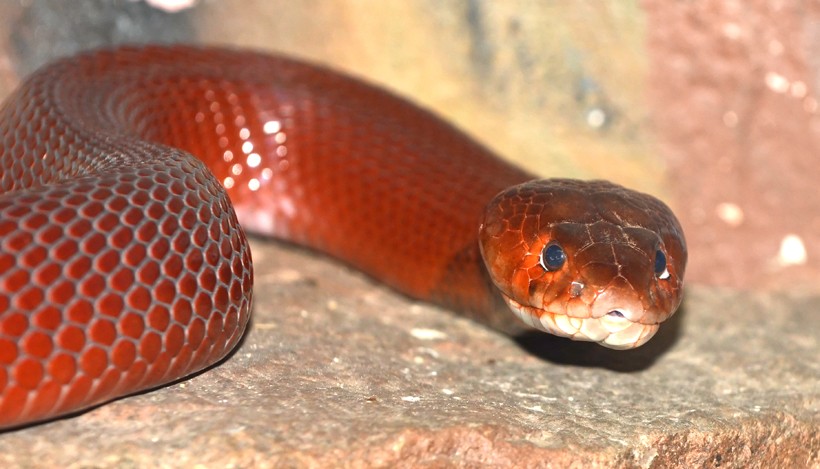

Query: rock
[0,240,816,467]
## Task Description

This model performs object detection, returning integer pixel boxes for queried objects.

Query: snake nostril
[607,310,625,318]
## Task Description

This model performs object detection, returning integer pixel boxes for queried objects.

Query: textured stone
[0,240,816,467]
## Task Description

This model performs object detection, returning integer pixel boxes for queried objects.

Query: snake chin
[502,295,659,350]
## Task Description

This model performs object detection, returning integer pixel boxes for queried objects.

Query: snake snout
[588,278,649,321]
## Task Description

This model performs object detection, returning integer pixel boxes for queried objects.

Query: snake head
[479,179,687,349]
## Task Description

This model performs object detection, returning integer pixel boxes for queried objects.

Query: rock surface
[0,240,816,467]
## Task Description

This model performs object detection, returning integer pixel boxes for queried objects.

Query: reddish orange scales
[0,45,685,429]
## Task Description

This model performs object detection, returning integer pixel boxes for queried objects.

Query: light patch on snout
[502,295,659,349]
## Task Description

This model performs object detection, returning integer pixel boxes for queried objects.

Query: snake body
[0,46,686,429]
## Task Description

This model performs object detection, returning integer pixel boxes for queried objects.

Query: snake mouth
[501,295,659,350]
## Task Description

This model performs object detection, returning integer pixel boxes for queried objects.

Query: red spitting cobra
[0,45,687,429]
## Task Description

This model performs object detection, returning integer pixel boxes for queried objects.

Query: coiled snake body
[0,46,686,429]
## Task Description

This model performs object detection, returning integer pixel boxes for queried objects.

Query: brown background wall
[5,0,818,294]
[646,0,820,291]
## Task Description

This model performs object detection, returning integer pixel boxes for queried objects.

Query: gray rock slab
[0,240,816,468]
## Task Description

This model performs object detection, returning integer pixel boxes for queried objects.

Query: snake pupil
[540,243,566,271]
[654,249,670,279]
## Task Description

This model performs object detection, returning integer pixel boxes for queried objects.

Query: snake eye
[654,249,670,280]
[540,243,566,271]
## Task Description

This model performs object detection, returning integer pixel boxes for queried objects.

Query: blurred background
[1,0,818,294]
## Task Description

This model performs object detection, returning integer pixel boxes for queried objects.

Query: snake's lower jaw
[502,296,660,350]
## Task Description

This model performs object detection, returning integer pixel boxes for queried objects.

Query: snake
[0,45,687,429]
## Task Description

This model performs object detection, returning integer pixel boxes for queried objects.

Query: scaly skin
[0,46,686,429]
